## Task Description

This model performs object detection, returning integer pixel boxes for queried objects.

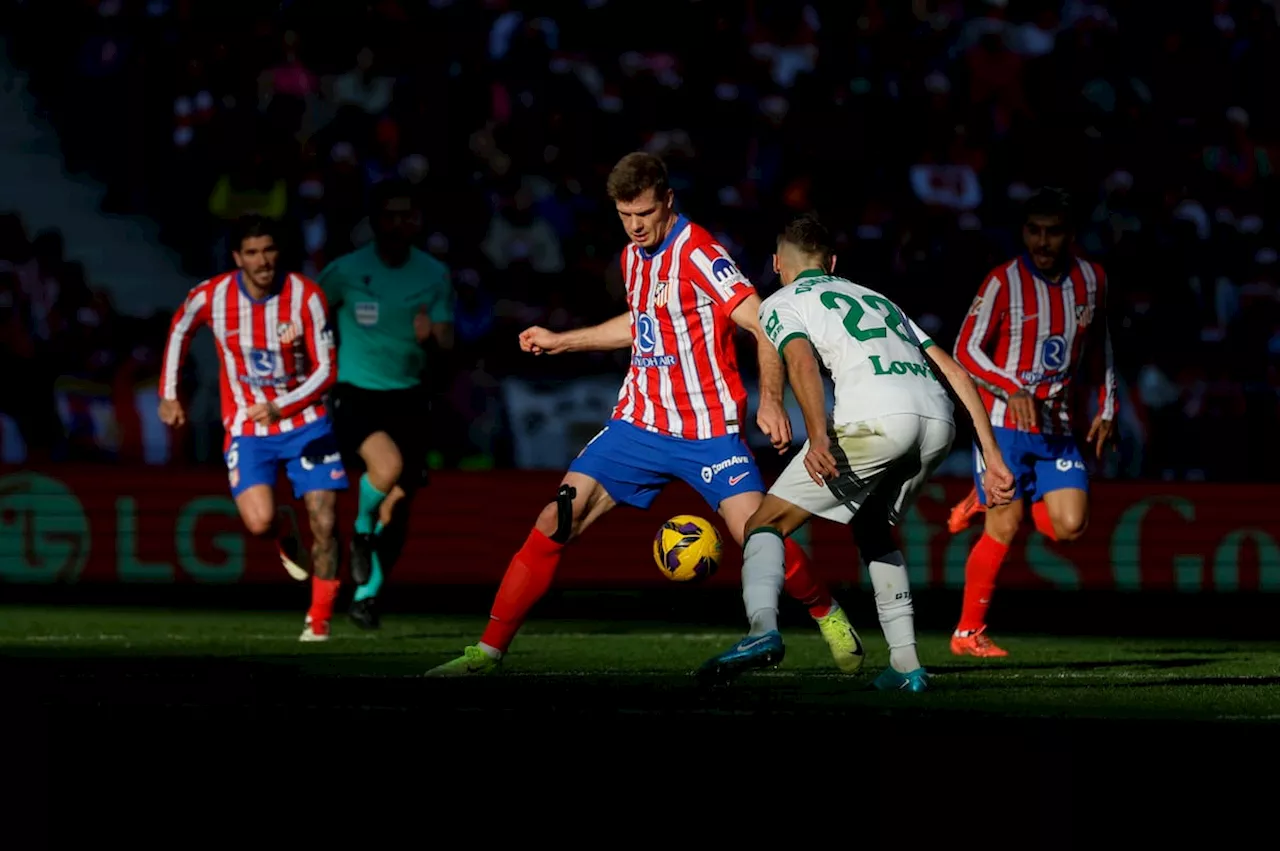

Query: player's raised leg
[1036,489,1088,542]
[698,494,813,683]
[426,470,616,675]
[719,488,862,673]
[947,484,985,534]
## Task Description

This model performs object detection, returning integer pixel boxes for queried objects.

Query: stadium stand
[3,0,1279,480]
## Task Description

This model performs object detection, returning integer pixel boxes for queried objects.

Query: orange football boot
[947,486,985,534]
[950,627,1008,658]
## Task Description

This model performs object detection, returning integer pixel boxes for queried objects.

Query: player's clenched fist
[158,398,186,428]
[519,325,567,355]
[981,453,1016,507]
[755,398,792,454]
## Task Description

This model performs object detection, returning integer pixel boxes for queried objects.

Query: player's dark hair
[1023,187,1074,226]
[232,215,278,251]
[777,213,834,266]
[370,178,416,213]
[607,152,670,203]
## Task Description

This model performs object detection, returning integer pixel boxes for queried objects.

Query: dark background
[2,0,1276,481]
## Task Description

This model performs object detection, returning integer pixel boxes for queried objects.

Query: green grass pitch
[3,605,1279,724]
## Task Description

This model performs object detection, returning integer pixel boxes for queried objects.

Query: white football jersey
[759,271,954,427]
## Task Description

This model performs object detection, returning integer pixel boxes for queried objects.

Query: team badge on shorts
[229,469,239,488]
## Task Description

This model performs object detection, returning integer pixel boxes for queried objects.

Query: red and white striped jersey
[160,271,336,447]
[954,255,1117,436]
[611,216,755,440]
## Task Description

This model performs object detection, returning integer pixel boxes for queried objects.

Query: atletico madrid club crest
[1074,304,1093,327]
[277,322,302,344]
[654,281,670,309]
[968,296,983,317]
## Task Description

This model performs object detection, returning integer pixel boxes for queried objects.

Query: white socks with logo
[866,550,921,673]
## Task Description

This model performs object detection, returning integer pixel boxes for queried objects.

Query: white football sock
[866,550,921,673]
[742,530,785,636]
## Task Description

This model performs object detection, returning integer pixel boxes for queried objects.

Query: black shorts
[329,382,431,487]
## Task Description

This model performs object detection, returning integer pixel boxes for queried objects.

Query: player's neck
[1024,252,1070,283]
[238,272,276,301]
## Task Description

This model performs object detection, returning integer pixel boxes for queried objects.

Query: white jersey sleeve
[760,290,810,353]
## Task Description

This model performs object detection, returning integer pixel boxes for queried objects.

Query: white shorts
[770,413,955,526]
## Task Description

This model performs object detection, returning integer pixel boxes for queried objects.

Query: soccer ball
[653,515,722,582]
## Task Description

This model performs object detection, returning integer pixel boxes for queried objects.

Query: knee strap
[550,484,577,544]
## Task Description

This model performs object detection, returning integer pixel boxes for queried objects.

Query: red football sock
[782,538,835,618]
[1031,501,1058,541]
[480,528,564,653]
[308,576,340,624]
[956,533,1009,633]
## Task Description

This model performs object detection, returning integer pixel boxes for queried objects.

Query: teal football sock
[353,521,385,602]
[355,474,387,535]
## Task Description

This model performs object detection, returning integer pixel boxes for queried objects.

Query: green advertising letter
[1110,495,1200,592]
[1213,529,1280,592]
[176,497,245,583]
[117,497,174,582]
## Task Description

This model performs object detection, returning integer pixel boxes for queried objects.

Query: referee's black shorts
[328,382,431,488]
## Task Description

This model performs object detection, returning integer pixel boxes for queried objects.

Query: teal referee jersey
[319,245,454,391]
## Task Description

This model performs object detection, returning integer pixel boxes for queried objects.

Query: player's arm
[521,312,631,355]
[421,265,455,351]
[733,294,791,451]
[779,337,835,485]
[268,288,337,420]
[921,339,1015,504]
[157,285,211,428]
[953,275,1023,399]
[1085,271,1119,457]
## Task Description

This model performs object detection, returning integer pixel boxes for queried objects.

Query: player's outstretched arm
[158,285,212,427]
[520,312,631,355]
[734,295,791,451]
[924,344,1015,504]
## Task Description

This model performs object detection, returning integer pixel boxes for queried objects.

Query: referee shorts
[328,382,431,488]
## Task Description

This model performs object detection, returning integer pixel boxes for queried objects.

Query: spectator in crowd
[3,0,1279,480]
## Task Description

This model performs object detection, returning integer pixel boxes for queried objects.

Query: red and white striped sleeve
[159,282,212,401]
[953,271,1023,399]
[686,242,755,316]
[271,283,336,418]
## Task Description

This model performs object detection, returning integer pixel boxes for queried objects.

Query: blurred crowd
[4,0,1280,480]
